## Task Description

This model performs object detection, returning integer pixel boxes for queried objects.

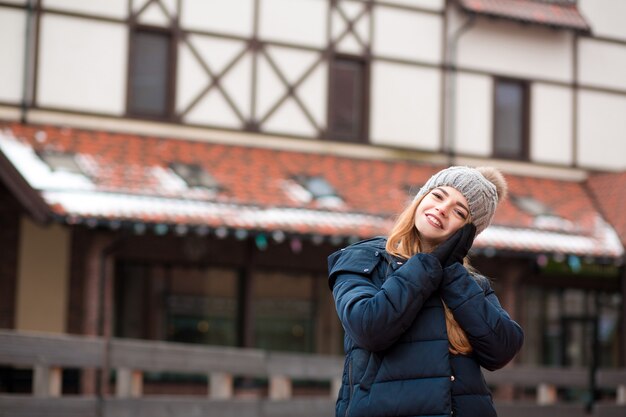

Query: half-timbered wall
[577,0,626,169]
[530,84,574,166]
[0,0,625,170]
[576,0,626,170]
[0,6,26,104]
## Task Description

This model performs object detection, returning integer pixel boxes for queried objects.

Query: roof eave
[461,9,592,35]
[0,148,52,225]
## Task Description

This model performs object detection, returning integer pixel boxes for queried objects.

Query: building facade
[0,0,625,397]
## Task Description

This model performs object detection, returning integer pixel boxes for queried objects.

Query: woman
[328,166,524,417]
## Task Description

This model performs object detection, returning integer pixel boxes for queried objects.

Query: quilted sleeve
[440,264,524,371]
[329,246,443,352]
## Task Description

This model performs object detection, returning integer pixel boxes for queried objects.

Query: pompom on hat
[414,166,508,235]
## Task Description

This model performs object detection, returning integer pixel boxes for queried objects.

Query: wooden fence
[0,330,624,417]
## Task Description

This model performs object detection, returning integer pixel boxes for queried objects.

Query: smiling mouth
[426,214,443,229]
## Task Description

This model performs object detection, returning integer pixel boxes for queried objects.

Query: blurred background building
[0,0,625,398]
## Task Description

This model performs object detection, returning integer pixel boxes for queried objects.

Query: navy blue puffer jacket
[328,237,524,417]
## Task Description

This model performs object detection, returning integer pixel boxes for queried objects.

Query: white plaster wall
[1,0,26,4]
[373,6,442,63]
[38,14,128,115]
[530,84,573,166]
[0,8,26,103]
[578,38,626,91]
[577,90,626,170]
[457,19,573,82]
[453,73,492,157]
[258,47,327,137]
[262,99,317,137]
[181,0,253,37]
[579,0,626,41]
[265,46,327,127]
[16,218,69,333]
[332,1,370,56]
[136,1,172,28]
[259,0,328,48]
[178,36,253,128]
[180,35,253,129]
[134,0,177,18]
[370,61,440,150]
[177,40,211,114]
[43,0,128,19]
[377,0,444,11]
[185,90,243,129]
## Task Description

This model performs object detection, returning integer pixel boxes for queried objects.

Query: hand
[430,223,476,268]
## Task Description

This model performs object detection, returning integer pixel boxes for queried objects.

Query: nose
[435,204,448,217]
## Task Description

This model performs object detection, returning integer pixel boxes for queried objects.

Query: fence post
[116,368,142,398]
[331,377,341,399]
[537,383,557,405]
[209,372,234,399]
[33,365,62,397]
[617,385,626,405]
[269,375,292,400]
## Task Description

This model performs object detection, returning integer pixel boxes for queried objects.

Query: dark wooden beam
[0,147,51,224]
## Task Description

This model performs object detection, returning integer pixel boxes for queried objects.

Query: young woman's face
[414,186,470,251]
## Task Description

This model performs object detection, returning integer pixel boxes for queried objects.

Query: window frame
[492,77,530,161]
[126,25,178,121]
[327,53,369,144]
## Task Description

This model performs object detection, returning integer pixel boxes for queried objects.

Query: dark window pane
[494,80,526,159]
[129,30,171,117]
[39,151,83,174]
[253,271,315,353]
[329,57,366,142]
[170,162,220,190]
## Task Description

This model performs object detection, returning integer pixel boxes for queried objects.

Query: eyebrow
[434,187,470,214]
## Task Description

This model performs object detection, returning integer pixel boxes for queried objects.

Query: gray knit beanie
[414,166,500,235]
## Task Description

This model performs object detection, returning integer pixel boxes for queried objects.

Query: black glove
[430,223,476,268]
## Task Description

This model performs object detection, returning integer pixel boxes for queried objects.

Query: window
[493,79,529,160]
[115,263,238,346]
[328,55,368,143]
[38,151,83,175]
[252,271,316,353]
[288,175,343,208]
[128,28,174,118]
[169,163,220,190]
[510,194,552,217]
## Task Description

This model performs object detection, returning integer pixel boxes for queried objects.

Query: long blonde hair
[385,195,473,355]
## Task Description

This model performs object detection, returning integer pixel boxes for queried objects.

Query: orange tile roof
[0,122,622,258]
[457,0,591,33]
[587,171,626,247]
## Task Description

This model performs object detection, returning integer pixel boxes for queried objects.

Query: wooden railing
[0,330,625,417]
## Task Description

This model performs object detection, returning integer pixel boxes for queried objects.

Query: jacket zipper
[345,357,353,417]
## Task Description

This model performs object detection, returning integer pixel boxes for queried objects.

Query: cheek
[448,219,466,234]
